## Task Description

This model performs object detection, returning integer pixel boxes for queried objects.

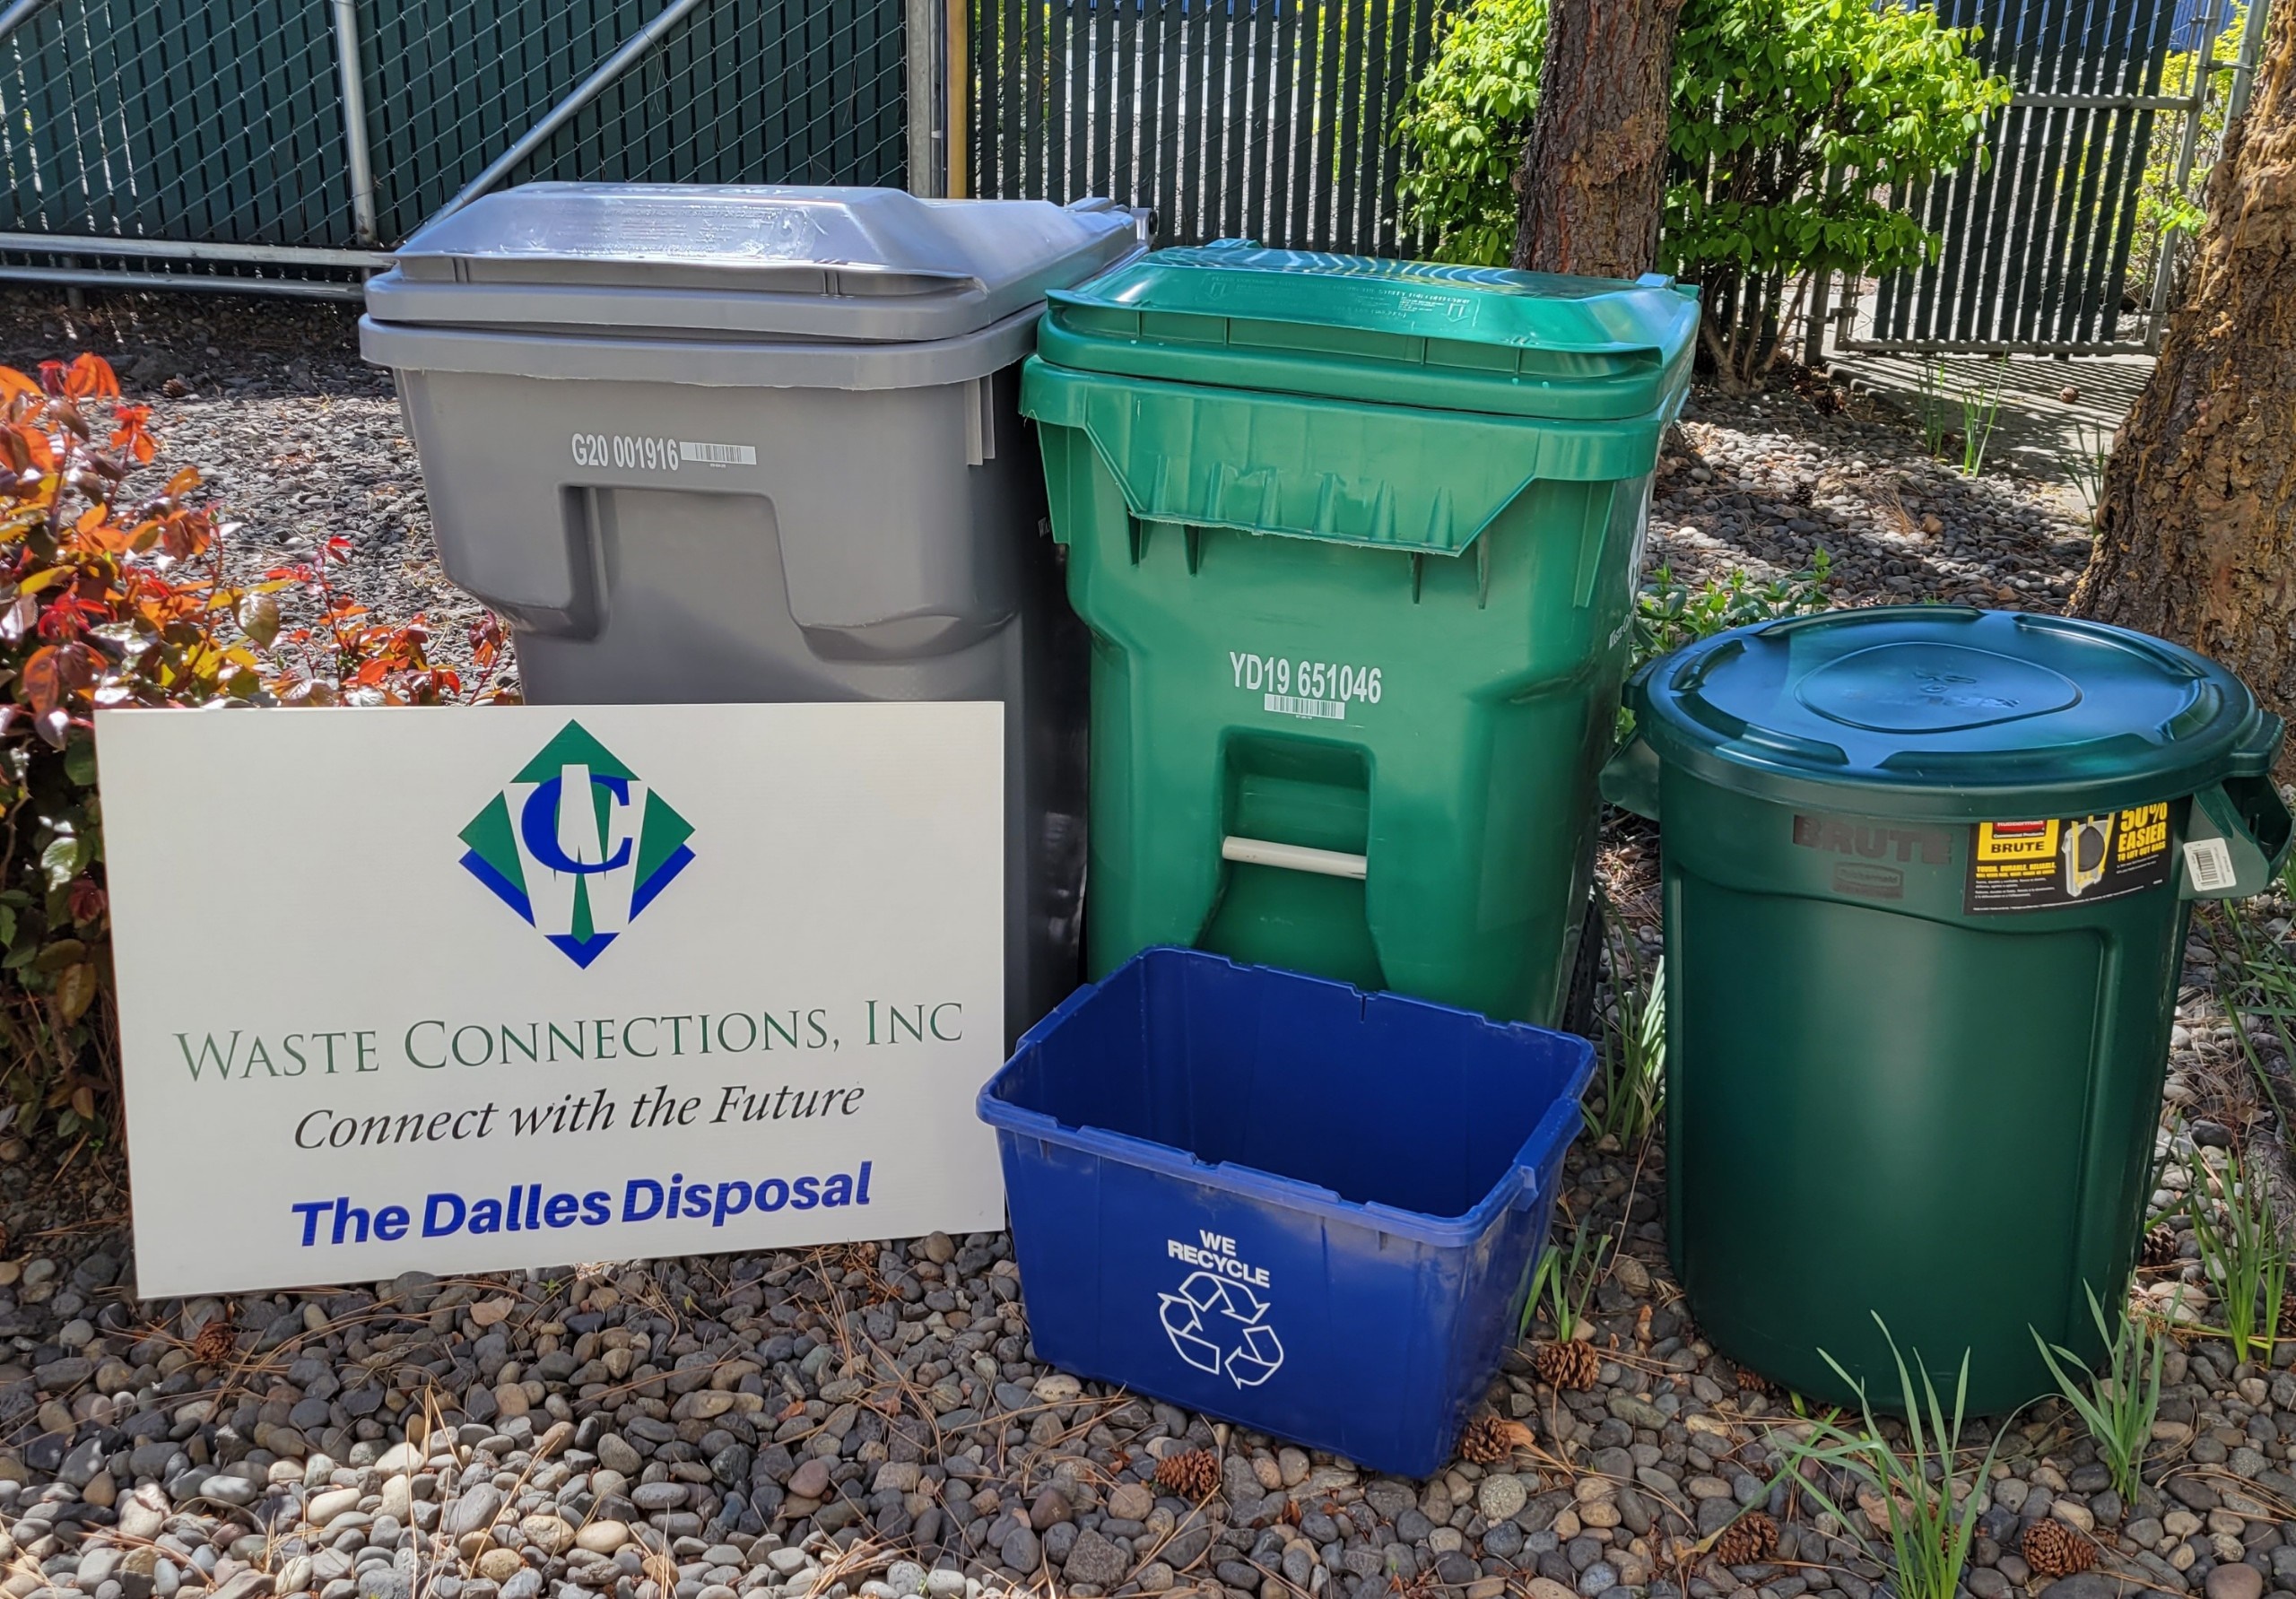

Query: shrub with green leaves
[1396,0,2009,385]
[1670,0,2008,383]
[0,354,509,1145]
[1395,0,1546,270]
[1633,550,1833,668]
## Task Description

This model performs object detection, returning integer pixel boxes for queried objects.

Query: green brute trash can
[1604,606,2292,1412]
[1022,245,1699,1022]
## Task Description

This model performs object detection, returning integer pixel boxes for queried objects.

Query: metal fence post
[2143,0,2232,349]
[1803,270,1831,369]
[945,0,968,198]
[907,0,946,196]
[2227,0,2273,127]
[333,0,379,246]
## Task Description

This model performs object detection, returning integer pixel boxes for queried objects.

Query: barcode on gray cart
[679,440,758,467]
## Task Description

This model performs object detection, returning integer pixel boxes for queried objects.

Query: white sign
[98,702,1005,1298]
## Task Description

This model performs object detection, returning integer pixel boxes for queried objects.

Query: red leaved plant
[0,352,509,1143]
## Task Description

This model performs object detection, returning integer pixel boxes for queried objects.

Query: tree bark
[2071,0,2296,757]
[1510,0,1685,278]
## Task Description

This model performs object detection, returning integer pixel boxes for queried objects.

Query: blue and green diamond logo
[458,720,695,968]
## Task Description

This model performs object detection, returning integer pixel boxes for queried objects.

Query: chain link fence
[0,0,909,296]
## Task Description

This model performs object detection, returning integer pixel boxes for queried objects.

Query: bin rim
[1625,605,2283,821]
[1034,244,1700,422]
[371,184,1142,344]
[359,300,1048,392]
[977,949,1595,1251]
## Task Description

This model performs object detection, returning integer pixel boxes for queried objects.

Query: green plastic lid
[1036,242,1700,421]
[1630,606,2282,820]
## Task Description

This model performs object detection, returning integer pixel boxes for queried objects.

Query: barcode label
[679,440,758,467]
[1264,693,1346,722]
[2184,837,2236,892]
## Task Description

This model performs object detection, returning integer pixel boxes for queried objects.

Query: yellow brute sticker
[1967,804,2170,913]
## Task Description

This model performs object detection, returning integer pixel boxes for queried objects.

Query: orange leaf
[0,368,36,403]
[108,404,154,464]
[65,353,118,400]
[21,646,62,716]
[164,466,201,498]
[72,502,106,536]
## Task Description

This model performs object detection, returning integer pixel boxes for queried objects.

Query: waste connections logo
[457,721,696,968]
[1159,1271,1284,1388]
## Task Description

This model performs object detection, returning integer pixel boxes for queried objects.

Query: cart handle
[1221,835,1368,880]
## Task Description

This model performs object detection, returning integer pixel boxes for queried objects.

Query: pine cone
[1533,1338,1602,1390]
[1153,1447,1220,1500]
[1713,1511,1779,1567]
[2022,1519,2096,1581]
[189,1316,238,1367]
[2140,1222,2179,1269]
[1456,1412,1535,1464]
[1735,1366,1771,1395]
[2281,1289,2296,1338]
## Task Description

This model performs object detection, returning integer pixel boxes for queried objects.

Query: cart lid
[1032,242,1700,421]
[1628,606,2282,819]
[365,184,1142,343]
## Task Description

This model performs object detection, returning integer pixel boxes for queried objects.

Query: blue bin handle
[1511,1094,1589,1212]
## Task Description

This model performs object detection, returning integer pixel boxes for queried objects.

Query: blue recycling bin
[978,948,1593,1475]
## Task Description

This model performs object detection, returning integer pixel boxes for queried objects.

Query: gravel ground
[0,288,2283,1599]
[1648,374,2095,611]
[0,290,504,690]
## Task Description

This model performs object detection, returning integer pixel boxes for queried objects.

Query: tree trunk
[1509,0,1684,278]
[2071,0,2296,752]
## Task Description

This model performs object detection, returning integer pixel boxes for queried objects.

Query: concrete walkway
[1822,346,2153,505]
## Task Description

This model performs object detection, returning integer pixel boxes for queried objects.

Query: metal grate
[970,0,1452,256]
[0,0,908,293]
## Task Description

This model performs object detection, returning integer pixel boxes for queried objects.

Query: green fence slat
[1094,0,1118,199]
[1311,0,1344,248]
[1335,0,1370,253]
[1213,0,1239,241]
[1267,0,1300,244]
[1156,0,1183,232]
[1285,0,1318,245]
[1352,0,1391,254]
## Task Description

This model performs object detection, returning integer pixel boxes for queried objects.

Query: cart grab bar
[1221,835,1368,880]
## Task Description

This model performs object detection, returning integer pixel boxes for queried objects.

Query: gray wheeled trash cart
[361,184,1141,1040]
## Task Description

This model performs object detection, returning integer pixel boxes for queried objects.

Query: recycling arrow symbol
[1158,1270,1285,1388]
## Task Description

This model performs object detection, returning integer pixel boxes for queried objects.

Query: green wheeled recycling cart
[1604,606,2292,1412]
[1022,244,1700,1023]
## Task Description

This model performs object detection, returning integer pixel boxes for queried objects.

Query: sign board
[99,702,1005,1298]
